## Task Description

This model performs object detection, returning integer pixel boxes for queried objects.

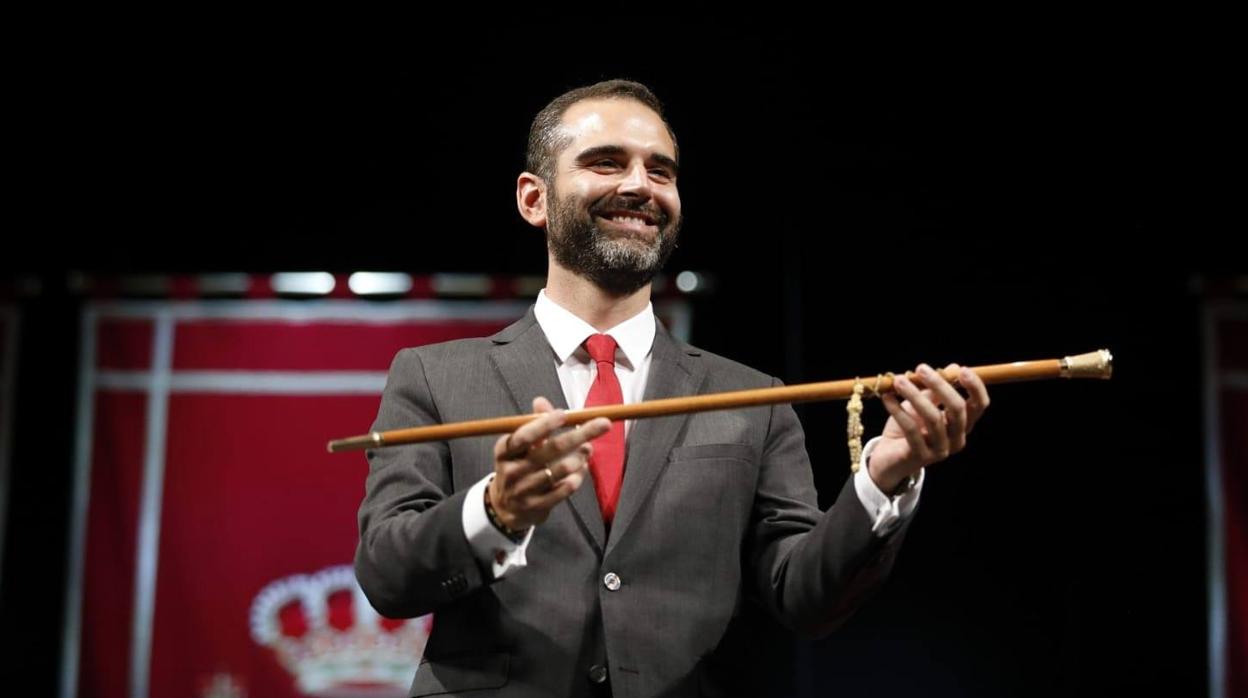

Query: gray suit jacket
[355,308,912,697]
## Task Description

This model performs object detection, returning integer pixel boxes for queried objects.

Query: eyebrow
[574,145,679,176]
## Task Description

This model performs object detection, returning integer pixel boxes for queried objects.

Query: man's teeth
[610,215,649,226]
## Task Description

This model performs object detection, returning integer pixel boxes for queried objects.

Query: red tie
[583,333,626,525]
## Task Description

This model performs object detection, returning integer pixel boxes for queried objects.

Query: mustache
[588,197,669,226]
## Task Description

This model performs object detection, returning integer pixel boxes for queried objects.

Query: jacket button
[587,664,608,684]
[603,572,621,591]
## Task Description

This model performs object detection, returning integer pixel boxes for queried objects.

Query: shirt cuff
[853,436,925,536]
[462,474,533,579]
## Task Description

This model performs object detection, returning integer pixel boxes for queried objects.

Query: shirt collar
[533,288,655,369]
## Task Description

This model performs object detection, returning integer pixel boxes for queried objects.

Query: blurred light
[514,276,546,296]
[432,274,491,296]
[675,271,701,293]
[348,272,413,296]
[120,275,171,295]
[198,273,251,295]
[272,272,335,295]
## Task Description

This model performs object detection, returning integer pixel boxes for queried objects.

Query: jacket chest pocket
[658,443,758,532]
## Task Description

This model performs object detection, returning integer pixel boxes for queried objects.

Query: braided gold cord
[847,373,891,472]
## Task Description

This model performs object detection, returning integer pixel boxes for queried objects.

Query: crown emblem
[250,565,430,697]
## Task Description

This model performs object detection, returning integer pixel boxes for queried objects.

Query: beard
[545,189,681,296]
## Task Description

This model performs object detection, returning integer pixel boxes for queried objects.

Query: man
[355,80,989,697]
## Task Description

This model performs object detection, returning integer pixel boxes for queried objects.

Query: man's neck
[544,258,652,332]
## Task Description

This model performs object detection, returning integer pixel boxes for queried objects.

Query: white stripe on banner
[88,299,532,322]
[62,307,98,698]
[81,298,694,344]
[130,311,174,698]
[97,370,389,394]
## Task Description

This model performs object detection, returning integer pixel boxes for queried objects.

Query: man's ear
[516,172,547,229]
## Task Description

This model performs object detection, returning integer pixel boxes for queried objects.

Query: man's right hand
[488,396,612,532]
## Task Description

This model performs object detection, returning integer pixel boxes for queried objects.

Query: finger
[529,417,611,464]
[898,374,943,439]
[928,363,968,452]
[493,433,512,462]
[896,372,948,457]
[492,434,538,491]
[499,404,568,459]
[922,364,966,413]
[960,366,990,431]
[524,467,587,512]
[882,392,929,460]
[900,398,921,423]
[514,443,591,496]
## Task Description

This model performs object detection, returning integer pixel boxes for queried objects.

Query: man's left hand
[866,363,991,494]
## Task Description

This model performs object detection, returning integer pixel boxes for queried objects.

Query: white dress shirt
[463,289,923,577]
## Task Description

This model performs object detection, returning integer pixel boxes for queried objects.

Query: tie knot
[584,333,618,365]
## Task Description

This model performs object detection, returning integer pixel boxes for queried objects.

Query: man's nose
[616,162,652,199]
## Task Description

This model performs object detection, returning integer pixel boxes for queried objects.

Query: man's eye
[593,160,620,168]
[650,169,673,179]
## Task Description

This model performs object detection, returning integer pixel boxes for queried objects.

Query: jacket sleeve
[747,377,914,638]
[354,348,493,618]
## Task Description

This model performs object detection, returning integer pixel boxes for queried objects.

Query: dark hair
[525,79,678,182]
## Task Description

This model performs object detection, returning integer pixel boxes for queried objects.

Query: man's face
[544,98,682,295]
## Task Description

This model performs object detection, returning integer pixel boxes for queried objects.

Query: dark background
[1,24,1238,696]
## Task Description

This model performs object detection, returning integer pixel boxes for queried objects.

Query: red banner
[65,300,530,698]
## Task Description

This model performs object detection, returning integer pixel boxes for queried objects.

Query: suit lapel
[489,308,607,551]
[604,320,706,558]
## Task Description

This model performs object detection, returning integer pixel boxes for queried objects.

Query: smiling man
[524,87,682,307]
[355,79,990,697]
